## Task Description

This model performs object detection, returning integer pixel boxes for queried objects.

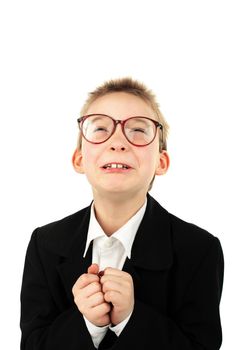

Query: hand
[72,264,111,326]
[100,268,134,325]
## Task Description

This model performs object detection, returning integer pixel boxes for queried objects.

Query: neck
[93,191,147,236]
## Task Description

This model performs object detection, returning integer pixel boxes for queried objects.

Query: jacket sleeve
[20,230,96,350]
[114,237,224,349]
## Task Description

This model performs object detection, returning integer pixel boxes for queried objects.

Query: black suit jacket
[20,194,224,349]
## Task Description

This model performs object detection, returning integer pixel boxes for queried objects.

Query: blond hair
[78,77,169,152]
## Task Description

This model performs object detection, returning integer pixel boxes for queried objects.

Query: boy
[20,77,224,349]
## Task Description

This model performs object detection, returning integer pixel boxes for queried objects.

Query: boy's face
[73,92,169,199]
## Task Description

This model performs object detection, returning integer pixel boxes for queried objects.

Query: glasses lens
[81,115,114,143]
[124,117,156,145]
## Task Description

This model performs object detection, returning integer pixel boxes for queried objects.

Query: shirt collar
[83,198,147,258]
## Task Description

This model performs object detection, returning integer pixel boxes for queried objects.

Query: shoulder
[148,193,219,247]
[169,212,217,245]
[147,194,222,265]
[169,213,221,249]
[38,205,90,237]
[168,211,222,269]
[30,205,91,255]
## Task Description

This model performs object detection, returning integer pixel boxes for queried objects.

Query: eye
[131,127,147,134]
[93,126,108,132]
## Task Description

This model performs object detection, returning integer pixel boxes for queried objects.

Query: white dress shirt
[82,199,147,349]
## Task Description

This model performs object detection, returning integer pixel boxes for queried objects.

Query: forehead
[86,92,155,119]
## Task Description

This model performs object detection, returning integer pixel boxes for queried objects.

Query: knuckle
[74,296,81,308]
[125,280,131,288]
[124,272,130,280]
[103,302,111,313]
[79,305,86,314]
[104,267,113,275]
[77,299,88,313]
[105,290,113,301]
[72,285,80,298]
[124,272,132,282]
[92,281,100,288]
[105,281,111,289]
[91,282,101,293]
[72,285,76,295]
[81,273,88,282]
[96,292,104,303]
[96,291,103,298]
[102,282,110,293]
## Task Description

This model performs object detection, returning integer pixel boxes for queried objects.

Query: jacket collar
[130,194,173,270]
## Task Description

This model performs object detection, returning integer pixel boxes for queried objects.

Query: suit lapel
[122,195,173,312]
[56,206,93,303]
[129,194,173,271]
[57,243,93,303]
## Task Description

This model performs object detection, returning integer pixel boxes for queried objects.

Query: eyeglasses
[77,114,163,147]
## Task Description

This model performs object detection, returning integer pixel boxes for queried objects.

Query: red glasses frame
[77,114,163,147]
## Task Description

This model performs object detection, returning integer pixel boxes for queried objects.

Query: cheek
[81,143,101,172]
[80,144,94,170]
[138,147,159,178]
[139,145,158,166]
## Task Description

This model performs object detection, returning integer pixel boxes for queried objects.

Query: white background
[0,1,232,348]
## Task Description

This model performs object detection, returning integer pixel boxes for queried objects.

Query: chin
[99,183,143,197]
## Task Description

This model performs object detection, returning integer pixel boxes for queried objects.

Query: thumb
[87,263,99,275]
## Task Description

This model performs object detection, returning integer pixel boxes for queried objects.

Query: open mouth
[102,163,130,170]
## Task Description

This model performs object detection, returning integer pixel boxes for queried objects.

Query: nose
[110,145,126,151]
[109,123,128,151]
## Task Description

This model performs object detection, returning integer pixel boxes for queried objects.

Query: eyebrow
[88,115,109,123]
[126,117,153,127]
[88,114,154,122]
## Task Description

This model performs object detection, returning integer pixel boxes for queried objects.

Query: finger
[101,280,122,294]
[91,301,112,317]
[104,290,121,305]
[101,273,132,288]
[73,273,99,292]
[80,281,102,298]
[73,283,103,313]
[104,267,131,279]
[101,274,123,284]
[88,263,99,275]
[86,291,105,308]
[73,282,101,307]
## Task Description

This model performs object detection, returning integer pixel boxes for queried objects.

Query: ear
[72,148,85,174]
[155,150,170,176]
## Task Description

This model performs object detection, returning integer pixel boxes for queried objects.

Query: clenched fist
[72,264,134,326]
[72,264,111,326]
[100,267,135,325]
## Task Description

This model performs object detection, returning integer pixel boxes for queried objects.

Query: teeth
[103,163,129,169]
